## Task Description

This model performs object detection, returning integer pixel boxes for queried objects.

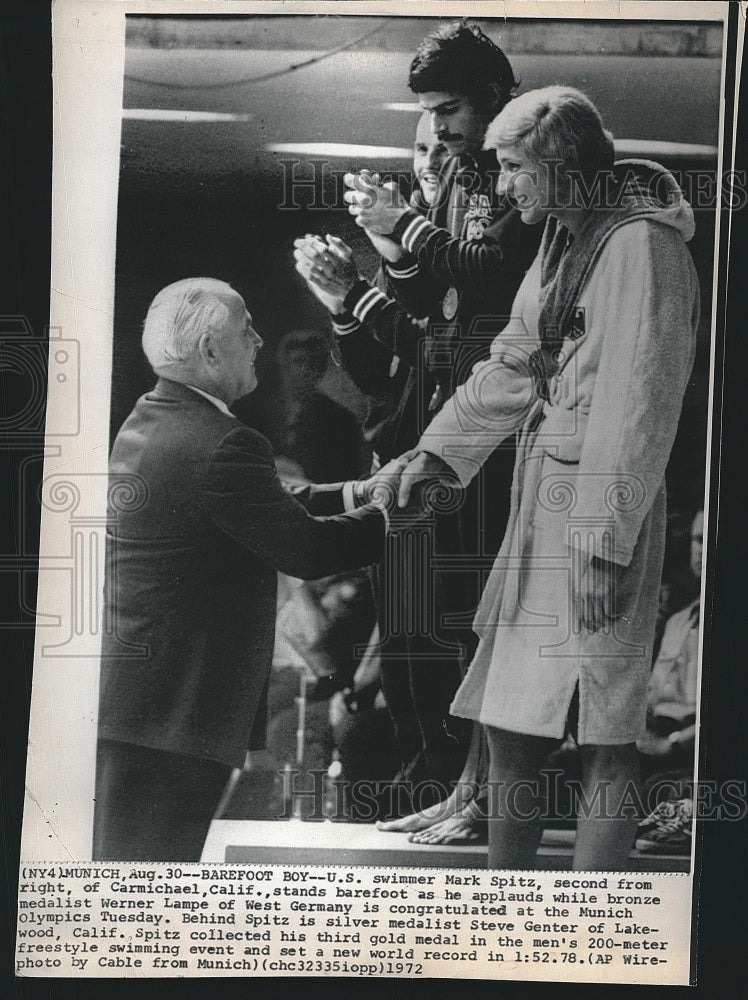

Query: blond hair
[485,86,614,188]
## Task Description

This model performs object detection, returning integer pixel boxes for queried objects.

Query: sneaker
[636,798,680,836]
[635,798,692,854]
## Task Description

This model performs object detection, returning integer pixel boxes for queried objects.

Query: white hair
[141,277,234,371]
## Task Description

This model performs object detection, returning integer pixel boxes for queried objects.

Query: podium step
[201,820,689,872]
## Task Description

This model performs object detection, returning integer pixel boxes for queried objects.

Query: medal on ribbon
[442,286,459,320]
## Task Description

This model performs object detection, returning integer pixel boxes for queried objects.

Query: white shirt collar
[184,383,236,418]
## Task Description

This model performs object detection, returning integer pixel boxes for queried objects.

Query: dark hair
[408,20,518,120]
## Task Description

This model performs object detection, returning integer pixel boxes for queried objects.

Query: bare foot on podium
[376,724,484,833]
[408,809,484,845]
[376,793,458,833]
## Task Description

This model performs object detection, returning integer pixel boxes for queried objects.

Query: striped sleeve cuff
[385,255,420,280]
[392,209,433,254]
[344,279,391,324]
[331,312,362,337]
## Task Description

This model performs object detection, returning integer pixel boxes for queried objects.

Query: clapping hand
[343,170,409,236]
[339,172,404,260]
[298,272,345,316]
[345,173,406,262]
[294,233,358,304]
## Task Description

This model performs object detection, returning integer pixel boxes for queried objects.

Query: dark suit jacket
[99,377,384,767]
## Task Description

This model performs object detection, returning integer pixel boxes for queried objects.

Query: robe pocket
[528,458,583,558]
[533,457,623,554]
[539,404,588,464]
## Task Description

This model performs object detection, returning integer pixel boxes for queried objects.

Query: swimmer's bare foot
[375,795,456,833]
[376,779,483,833]
[377,723,485,833]
[408,811,484,845]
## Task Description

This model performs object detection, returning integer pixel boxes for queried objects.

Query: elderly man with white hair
[94,277,393,861]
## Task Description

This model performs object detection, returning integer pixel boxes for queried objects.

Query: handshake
[358,449,462,518]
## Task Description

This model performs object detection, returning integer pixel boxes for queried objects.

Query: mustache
[436,131,463,143]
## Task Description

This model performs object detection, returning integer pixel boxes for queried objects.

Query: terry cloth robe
[417,161,701,745]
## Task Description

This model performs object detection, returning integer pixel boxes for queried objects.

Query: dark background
[1,4,746,999]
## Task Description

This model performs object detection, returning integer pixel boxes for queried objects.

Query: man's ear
[197,330,218,367]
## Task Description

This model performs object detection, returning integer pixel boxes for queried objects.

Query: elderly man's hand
[343,171,409,236]
[293,233,358,298]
